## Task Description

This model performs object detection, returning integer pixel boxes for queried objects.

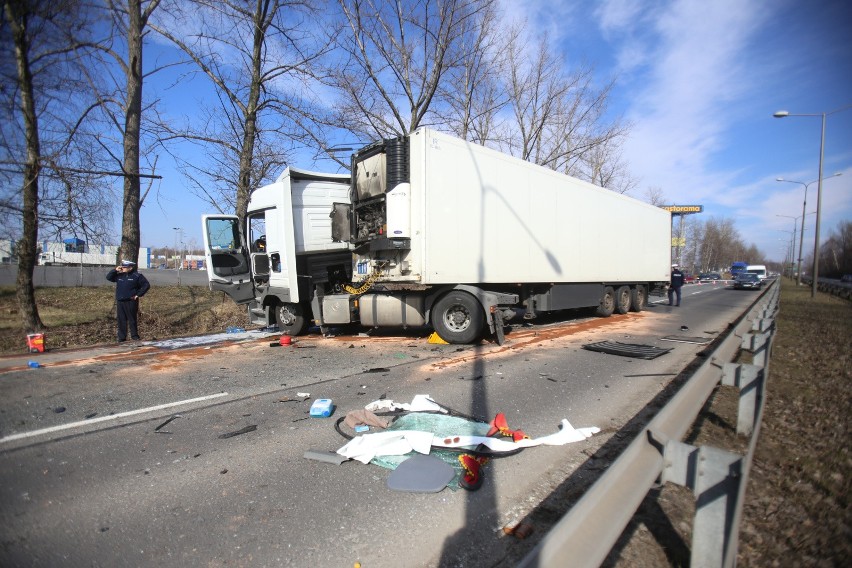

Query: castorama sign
[660,205,704,215]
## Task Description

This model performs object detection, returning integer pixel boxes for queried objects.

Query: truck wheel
[596,286,615,317]
[630,286,646,312]
[277,303,307,336]
[614,286,631,314]
[432,291,485,344]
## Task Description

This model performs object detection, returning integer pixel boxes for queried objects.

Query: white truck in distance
[202,128,672,344]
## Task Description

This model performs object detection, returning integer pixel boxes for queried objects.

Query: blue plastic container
[309,399,334,418]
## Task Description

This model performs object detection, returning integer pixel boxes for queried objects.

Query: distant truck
[746,264,768,281]
[730,261,748,276]
[202,128,671,344]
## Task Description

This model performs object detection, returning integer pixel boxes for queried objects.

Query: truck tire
[630,286,646,312]
[277,303,308,336]
[596,286,615,317]
[432,291,485,344]
[614,286,631,314]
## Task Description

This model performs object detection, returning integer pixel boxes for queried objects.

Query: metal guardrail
[519,279,780,568]
[799,276,852,300]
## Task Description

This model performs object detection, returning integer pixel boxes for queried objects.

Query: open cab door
[202,215,256,303]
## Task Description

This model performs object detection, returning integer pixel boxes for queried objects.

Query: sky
[136,0,852,264]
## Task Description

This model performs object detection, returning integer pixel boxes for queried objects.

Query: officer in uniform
[668,263,685,306]
[106,260,151,342]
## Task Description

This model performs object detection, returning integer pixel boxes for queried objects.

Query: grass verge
[0,285,247,354]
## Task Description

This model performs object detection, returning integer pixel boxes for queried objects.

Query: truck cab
[202,168,352,334]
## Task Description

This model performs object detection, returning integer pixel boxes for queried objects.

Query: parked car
[684,274,697,284]
[699,272,721,281]
[841,274,852,283]
[733,273,762,290]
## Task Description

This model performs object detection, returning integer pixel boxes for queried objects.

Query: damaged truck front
[203,128,672,344]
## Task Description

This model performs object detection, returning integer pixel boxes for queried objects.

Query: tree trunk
[119,0,144,265]
[5,1,44,332]
[234,0,265,224]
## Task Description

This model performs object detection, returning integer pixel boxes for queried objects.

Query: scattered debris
[303,449,349,465]
[155,415,180,432]
[309,399,334,418]
[583,341,672,359]
[387,455,455,493]
[661,335,712,345]
[53,407,66,414]
[503,520,534,539]
[296,392,311,398]
[217,425,257,439]
[365,367,390,374]
[344,409,390,430]
[85,412,98,419]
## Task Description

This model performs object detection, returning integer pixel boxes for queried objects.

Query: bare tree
[819,220,852,278]
[643,186,667,206]
[499,31,630,191]
[152,0,326,222]
[88,0,164,265]
[325,0,493,141]
[2,0,106,331]
[430,0,504,145]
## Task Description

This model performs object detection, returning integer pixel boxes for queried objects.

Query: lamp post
[776,173,842,286]
[774,106,850,297]
[776,228,796,277]
[172,227,183,270]
[775,218,798,278]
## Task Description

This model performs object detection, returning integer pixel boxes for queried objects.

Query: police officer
[106,260,150,342]
[668,263,685,306]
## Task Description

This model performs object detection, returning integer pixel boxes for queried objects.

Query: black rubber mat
[583,341,673,359]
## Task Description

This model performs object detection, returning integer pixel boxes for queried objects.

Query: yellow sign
[672,237,686,246]
[661,205,704,213]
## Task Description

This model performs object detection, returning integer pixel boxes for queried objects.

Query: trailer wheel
[432,291,485,344]
[277,303,308,336]
[614,286,632,314]
[630,286,646,312]
[596,286,615,317]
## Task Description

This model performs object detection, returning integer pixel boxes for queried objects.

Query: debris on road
[303,449,349,465]
[583,340,672,359]
[309,399,334,418]
[154,415,181,433]
[217,425,257,439]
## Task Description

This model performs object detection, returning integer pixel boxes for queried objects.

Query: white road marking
[0,392,229,444]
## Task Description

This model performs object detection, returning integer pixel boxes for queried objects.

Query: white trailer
[202,129,671,344]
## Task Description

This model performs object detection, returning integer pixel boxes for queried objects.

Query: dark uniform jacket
[106,269,150,301]
[670,268,685,288]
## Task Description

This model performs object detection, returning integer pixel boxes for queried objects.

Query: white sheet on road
[337,418,600,464]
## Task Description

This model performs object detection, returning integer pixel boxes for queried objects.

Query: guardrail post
[741,332,770,368]
[661,440,743,568]
[751,318,773,333]
[721,363,763,435]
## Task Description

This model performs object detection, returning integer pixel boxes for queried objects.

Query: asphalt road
[0,281,758,567]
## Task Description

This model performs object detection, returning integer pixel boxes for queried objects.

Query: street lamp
[172,227,183,270]
[776,217,798,278]
[776,172,842,286]
[774,105,850,297]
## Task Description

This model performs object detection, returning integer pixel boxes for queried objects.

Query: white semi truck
[202,128,671,344]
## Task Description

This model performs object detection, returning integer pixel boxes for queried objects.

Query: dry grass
[0,285,248,354]
[609,278,852,566]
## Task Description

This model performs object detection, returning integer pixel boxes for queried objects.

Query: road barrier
[519,279,779,568]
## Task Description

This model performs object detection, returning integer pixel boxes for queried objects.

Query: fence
[519,279,779,568]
